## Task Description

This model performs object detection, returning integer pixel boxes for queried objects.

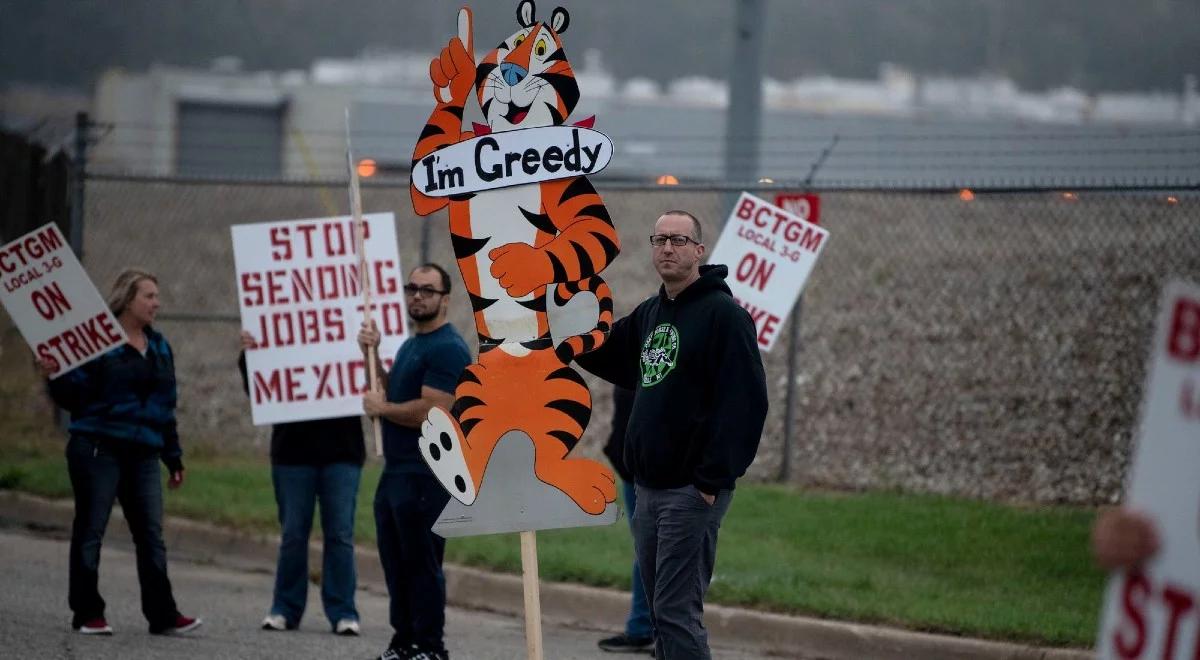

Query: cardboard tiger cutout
[410,1,621,516]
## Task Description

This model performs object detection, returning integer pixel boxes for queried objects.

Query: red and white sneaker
[151,615,203,635]
[76,618,113,635]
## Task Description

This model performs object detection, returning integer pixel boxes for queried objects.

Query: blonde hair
[107,268,158,316]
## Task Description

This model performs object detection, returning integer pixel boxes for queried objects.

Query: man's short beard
[409,308,439,323]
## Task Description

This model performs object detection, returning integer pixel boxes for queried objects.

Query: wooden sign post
[347,112,384,457]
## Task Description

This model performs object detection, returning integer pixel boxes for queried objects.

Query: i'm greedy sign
[1096,280,1200,660]
[0,223,126,377]
[706,192,830,351]
[233,213,408,425]
[412,125,613,196]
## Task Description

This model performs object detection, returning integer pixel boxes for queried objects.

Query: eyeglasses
[403,284,447,297]
[649,234,699,247]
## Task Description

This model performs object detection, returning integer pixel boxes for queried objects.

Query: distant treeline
[1,0,1196,94]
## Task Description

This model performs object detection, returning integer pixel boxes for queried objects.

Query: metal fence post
[420,216,431,265]
[55,112,89,430]
[69,112,88,259]
[778,296,801,482]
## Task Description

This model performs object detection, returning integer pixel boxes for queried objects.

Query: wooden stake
[520,530,544,660]
[346,111,384,457]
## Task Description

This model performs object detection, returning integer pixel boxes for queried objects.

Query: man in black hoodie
[576,210,768,660]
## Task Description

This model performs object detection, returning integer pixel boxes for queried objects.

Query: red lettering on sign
[1160,584,1194,660]
[250,307,347,348]
[30,281,72,320]
[732,295,781,349]
[33,311,124,374]
[735,252,775,292]
[798,227,824,252]
[324,222,347,256]
[241,272,263,306]
[374,259,398,294]
[270,226,291,261]
[759,313,780,347]
[0,225,64,273]
[733,196,823,252]
[1110,571,1200,659]
[735,197,756,221]
[1168,297,1200,362]
[252,366,307,403]
[313,363,336,399]
[380,302,405,335]
[268,221,371,262]
[325,307,346,341]
[1114,570,1149,659]
[296,224,318,258]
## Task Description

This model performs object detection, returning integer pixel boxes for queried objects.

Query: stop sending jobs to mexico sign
[706,192,830,351]
[232,213,408,426]
[1095,280,1200,660]
[0,223,127,378]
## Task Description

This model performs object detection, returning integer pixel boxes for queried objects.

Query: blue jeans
[632,484,733,660]
[270,462,362,627]
[623,480,653,638]
[66,435,180,630]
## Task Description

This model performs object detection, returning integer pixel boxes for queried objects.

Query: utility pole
[722,0,766,198]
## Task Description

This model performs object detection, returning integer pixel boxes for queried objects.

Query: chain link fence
[50,176,1199,504]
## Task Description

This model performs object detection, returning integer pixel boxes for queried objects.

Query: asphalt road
[0,524,771,660]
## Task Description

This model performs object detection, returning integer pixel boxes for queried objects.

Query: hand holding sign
[1092,507,1161,571]
[1094,280,1200,660]
[434,7,476,105]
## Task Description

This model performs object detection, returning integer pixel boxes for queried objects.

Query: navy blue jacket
[48,326,183,472]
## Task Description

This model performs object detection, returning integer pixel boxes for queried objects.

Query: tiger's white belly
[468,184,542,348]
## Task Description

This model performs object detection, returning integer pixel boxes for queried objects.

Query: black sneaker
[598,633,654,653]
[150,614,203,635]
[374,646,415,660]
[409,651,448,660]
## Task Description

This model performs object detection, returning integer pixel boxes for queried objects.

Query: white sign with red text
[0,223,127,377]
[1096,280,1200,660]
[232,213,408,425]
[707,192,830,351]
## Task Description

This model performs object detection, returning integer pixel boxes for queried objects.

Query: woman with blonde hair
[40,268,201,636]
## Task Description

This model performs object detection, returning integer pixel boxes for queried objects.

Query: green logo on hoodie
[640,323,679,386]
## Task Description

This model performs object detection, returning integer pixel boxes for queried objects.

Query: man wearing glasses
[358,263,471,660]
[577,211,768,660]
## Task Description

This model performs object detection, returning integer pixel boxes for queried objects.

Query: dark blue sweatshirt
[47,326,183,472]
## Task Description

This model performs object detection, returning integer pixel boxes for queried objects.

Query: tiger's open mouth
[503,101,532,125]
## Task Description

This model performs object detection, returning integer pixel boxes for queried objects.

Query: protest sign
[232,213,407,425]
[0,223,127,377]
[707,192,830,351]
[1095,279,1200,659]
[411,125,613,197]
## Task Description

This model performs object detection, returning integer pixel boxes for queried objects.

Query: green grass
[0,451,1105,646]
[0,325,1104,647]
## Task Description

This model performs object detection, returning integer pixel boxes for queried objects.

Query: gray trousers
[632,484,733,660]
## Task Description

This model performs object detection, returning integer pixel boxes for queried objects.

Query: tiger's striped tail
[552,275,614,363]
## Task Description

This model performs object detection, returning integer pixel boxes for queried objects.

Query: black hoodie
[577,264,768,494]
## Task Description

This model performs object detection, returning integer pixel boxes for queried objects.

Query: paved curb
[0,490,1093,660]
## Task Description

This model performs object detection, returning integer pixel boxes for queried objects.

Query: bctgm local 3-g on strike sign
[233,213,408,425]
[0,223,127,377]
[707,192,830,351]
[1095,280,1200,660]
